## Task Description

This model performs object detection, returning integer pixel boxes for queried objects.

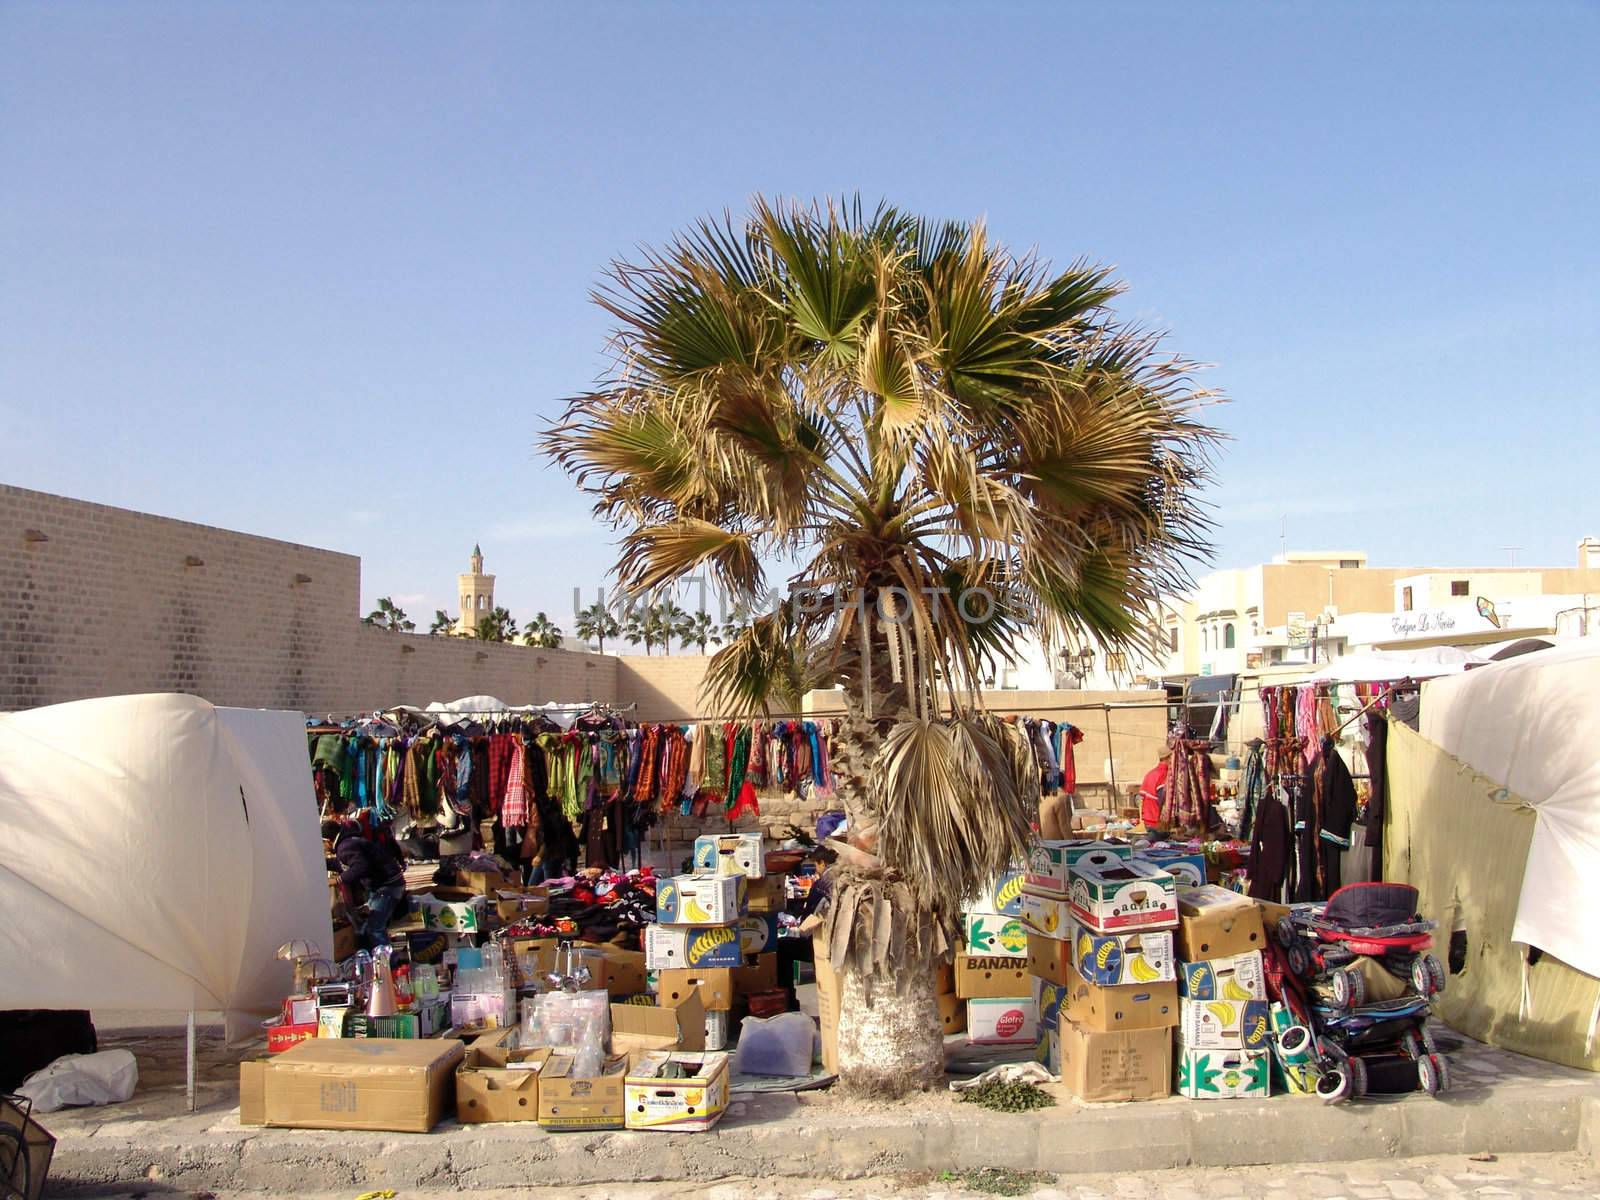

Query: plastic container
[731,1012,815,1077]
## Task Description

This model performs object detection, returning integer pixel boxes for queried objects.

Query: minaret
[456,543,496,635]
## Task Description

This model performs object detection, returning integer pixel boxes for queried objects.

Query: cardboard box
[1071,923,1177,988]
[495,891,551,922]
[735,912,779,955]
[611,991,707,1056]
[1019,889,1074,938]
[1026,932,1076,987]
[693,833,766,879]
[657,967,734,1012]
[1177,997,1273,1051]
[1175,886,1267,961]
[538,1054,628,1129]
[264,1021,318,1054]
[964,912,1028,957]
[966,996,1039,1045]
[624,1051,730,1131]
[934,961,956,996]
[1066,857,1179,934]
[744,876,784,914]
[263,1037,465,1132]
[937,990,966,1035]
[1139,850,1208,888]
[656,874,746,924]
[1025,841,1133,896]
[601,946,649,997]
[732,951,778,996]
[0,1095,55,1200]
[416,893,488,933]
[954,953,1031,1000]
[461,867,511,895]
[1055,1020,1173,1103]
[1062,962,1179,1033]
[1032,974,1066,1032]
[455,1045,552,1124]
[1177,950,1266,1001]
[645,924,743,970]
[968,868,1026,916]
[239,1059,268,1125]
[1175,1046,1271,1099]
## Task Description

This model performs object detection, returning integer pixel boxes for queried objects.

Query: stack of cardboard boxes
[1022,841,1180,1103]
[1173,885,1272,1100]
[952,867,1038,1045]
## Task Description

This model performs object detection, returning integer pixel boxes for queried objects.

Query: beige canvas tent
[1385,643,1600,1069]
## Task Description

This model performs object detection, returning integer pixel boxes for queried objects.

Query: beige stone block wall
[615,653,713,720]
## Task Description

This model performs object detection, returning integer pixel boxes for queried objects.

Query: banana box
[1062,961,1179,1033]
[692,833,765,880]
[967,868,1027,916]
[937,990,966,1035]
[656,874,746,925]
[1067,857,1179,934]
[1176,1047,1271,1099]
[1071,923,1176,987]
[1025,841,1134,897]
[645,924,743,970]
[735,913,778,955]
[1176,950,1266,1001]
[1177,997,1272,1051]
[1032,974,1066,1032]
[1019,889,1073,938]
[417,894,487,933]
[966,996,1039,1045]
[1138,849,1208,888]
[964,912,1029,957]
[623,1051,729,1132]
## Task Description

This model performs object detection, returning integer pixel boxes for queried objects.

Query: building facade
[456,544,496,635]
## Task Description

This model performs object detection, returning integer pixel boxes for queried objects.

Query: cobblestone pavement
[78,1152,1600,1199]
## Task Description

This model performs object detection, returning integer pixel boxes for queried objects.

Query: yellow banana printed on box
[1068,921,1175,987]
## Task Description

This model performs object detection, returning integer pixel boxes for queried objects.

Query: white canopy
[1309,647,1479,683]
[0,693,331,1039]
[1420,642,1600,978]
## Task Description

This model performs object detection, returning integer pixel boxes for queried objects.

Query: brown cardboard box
[745,876,784,914]
[263,1037,465,1132]
[732,951,778,996]
[537,1054,628,1130]
[1256,899,1292,939]
[612,991,708,1056]
[1055,1018,1172,1102]
[937,990,966,1035]
[658,967,734,1012]
[1176,886,1267,961]
[1062,961,1178,1033]
[934,961,956,996]
[0,1095,55,1200]
[506,936,560,984]
[1026,933,1075,987]
[814,949,840,1075]
[955,953,1031,1000]
[455,1044,552,1124]
[602,947,649,997]
[461,867,510,895]
[239,1059,268,1125]
[624,1050,731,1132]
[495,891,552,922]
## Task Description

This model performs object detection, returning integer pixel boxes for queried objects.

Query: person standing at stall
[322,819,406,950]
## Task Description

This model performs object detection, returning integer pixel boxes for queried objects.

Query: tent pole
[186,1009,196,1113]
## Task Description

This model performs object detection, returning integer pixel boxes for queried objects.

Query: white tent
[1308,646,1480,683]
[0,693,332,1044]
[1419,642,1600,980]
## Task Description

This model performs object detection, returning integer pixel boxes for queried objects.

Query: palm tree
[428,609,456,637]
[653,600,692,656]
[620,605,652,654]
[475,606,519,642]
[363,596,415,632]
[574,601,621,652]
[716,614,752,644]
[522,611,564,649]
[544,197,1217,1093]
[684,609,719,653]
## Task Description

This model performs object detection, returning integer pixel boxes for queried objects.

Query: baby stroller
[1272,883,1452,1101]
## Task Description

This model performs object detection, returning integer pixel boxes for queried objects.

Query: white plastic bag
[17,1049,139,1112]
[732,1012,816,1077]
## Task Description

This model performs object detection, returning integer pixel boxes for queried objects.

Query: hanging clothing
[1315,735,1358,898]
[1248,784,1292,902]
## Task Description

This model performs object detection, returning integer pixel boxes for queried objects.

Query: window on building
[1224,623,1236,649]
[1402,586,1414,612]
[1451,580,1469,597]
[1339,559,1361,569]
[1270,648,1283,664]
[1201,627,1209,651]
[1168,627,1178,652]
[478,595,488,610]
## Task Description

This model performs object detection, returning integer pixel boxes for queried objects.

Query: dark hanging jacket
[1315,735,1359,898]
[1247,785,1291,902]
[1362,712,1388,882]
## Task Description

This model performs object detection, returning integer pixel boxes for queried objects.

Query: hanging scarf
[501,739,530,829]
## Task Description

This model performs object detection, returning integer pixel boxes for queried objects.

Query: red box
[265,1022,319,1054]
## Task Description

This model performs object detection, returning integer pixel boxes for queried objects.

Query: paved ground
[67,1153,1600,1199]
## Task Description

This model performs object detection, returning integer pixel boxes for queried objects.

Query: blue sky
[4,2,1597,632]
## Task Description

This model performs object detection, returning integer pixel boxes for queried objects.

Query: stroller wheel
[1426,955,1447,996]
[1400,1029,1423,1060]
[1347,1055,1369,1100]
[1287,943,1311,976]
[1421,1025,1439,1056]
[1277,916,1298,947]
[1316,1066,1350,1104]
[1418,1053,1440,1096]
[1430,1052,1451,1094]
[1332,967,1366,1010]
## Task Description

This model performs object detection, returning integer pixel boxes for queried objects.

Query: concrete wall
[615,653,713,720]
[0,484,617,713]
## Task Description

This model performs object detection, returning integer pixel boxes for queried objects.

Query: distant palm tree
[716,614,752,645]
[574,601,621,652]
[654,600,692,655]
[684,609,719,653]
[621,606,651,654]
[475,606,518,642]
[522,612,564,649]
[363,597,415,632]
[428,610,455,637]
